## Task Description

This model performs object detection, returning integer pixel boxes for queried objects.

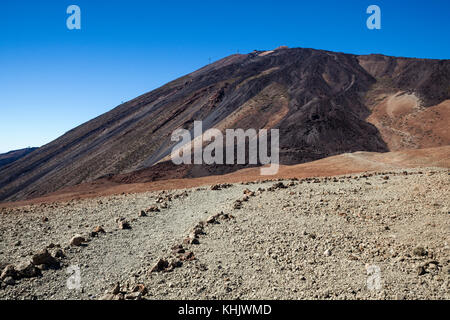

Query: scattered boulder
[138,210,147,217]
[16,262,41,278]
[147,206,160,213]
[53,248,66,259]
[179,251,195,261]
[168,258,182,270]
[93,226,106,234]
[0,265,17,280]
[243,189,255,196]
[417,266,427,276]
[273,182,287,189]
[125,292,142,300]
[171,244,185,254]
[206,215,218,224]
[150,258,169,272]
[99,293,124,300]
[99,293,116,300]
[36,264,48,271]
[191,226,205,237]
[111,282,121,295]
[183,237,199,245]
[70,235,86,246]
[3,276,15,286]
[31,249,58,267]
[412,247,427,257]
[117,218,131,230]
[132,283,148,295]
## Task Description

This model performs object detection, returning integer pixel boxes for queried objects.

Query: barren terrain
[0,165,448,300]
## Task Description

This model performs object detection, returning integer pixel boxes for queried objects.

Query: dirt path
[0,185,248,299]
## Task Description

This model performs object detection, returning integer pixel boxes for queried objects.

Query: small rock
[273,182,287,189]
[99,294,115,300]
[171,244,185,254]
[53,249,65,259]
[31,249,58,267]
[138,210,147,217]
[0,265,17,280]
[147,206,160,213]
[118,219,131,230]
[183,237,199,245]
[132,283,148,295]
[191,227,204,237]
[36,264,48,271]
[233,202,242,210]
[70,235,86,246]
[125,292,142,300]
[150,259,169,272]
[179,251,195,261]
[428,263,438,271]
[3,276,15,286]
[16,262,41,278]
[93,226,106,234]
[111,282,121,295]
[412,247,427,257]
[206,215,217,224]
[417,266,427,276]
[113,293,125,300]
[168,258,182,269]
[324,249,332,257]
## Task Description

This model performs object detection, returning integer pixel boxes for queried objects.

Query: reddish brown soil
[367,93,450,150]
[2,146,448,208]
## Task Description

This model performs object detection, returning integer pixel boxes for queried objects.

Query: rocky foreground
[0,168,449,300]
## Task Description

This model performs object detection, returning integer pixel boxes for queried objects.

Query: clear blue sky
[0,0,449,153]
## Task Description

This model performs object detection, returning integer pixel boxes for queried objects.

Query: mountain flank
[0,47,448,202]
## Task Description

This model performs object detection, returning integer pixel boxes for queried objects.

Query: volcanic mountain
[0,47,449,202]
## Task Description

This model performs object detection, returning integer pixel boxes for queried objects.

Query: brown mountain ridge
[0,47,449,202]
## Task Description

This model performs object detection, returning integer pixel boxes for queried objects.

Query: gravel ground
[0,168,448,300]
